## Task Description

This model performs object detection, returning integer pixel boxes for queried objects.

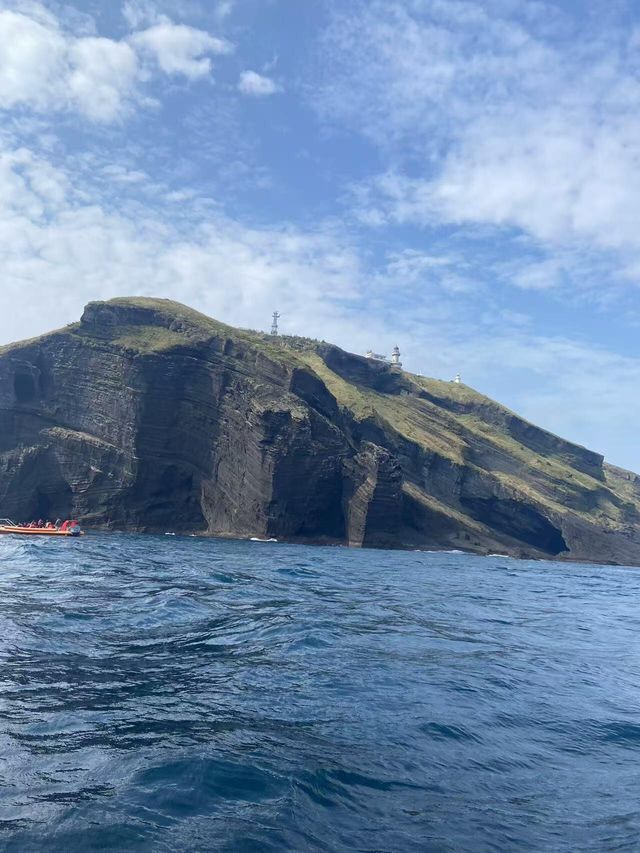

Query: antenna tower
[271,311,280,336]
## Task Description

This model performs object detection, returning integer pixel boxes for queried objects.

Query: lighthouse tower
[390,345,402,370]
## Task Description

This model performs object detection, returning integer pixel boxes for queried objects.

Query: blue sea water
[1,535,640,852]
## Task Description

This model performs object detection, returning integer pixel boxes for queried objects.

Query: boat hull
[0,527,83,537]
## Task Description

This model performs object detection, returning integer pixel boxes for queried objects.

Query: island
[0,296,639,565]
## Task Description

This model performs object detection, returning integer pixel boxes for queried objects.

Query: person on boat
[60,520,70,531]
[37,519,44,528]
[45,521,54,529]
[29,521,37,528]
[54,519,62,530]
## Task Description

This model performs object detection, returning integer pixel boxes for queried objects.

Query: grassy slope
[292,352,637,530]
[3,297,638,533]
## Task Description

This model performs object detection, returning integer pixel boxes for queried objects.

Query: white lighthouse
[390,345,402,370]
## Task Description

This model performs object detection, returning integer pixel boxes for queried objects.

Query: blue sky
[1,0,640,471]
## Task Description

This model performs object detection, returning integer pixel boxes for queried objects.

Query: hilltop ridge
[1,296,639,565]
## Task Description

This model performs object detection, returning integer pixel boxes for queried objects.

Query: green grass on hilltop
[410,373,493,407]
[97,297,237,338]
[298,352,637,527]
[110,325,190,353]
[96,298,308,369]
[295,352,377,420]
[2,295,639,531]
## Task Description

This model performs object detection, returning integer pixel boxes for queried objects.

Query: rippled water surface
[1,534,640,851]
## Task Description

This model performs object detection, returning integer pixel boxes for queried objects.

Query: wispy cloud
[1,0,639,471]
[317,0,640,298]
[0,138,365,344]
[238,70,281,96]
[1,130,639,468]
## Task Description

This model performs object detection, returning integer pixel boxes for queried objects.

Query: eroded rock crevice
[0,297,638,565]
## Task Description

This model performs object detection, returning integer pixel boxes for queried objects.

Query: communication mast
[271,311,280,336]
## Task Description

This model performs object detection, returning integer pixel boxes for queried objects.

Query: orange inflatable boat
[0,520,83,537]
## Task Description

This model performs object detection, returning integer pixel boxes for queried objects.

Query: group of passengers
[22,519,78,530]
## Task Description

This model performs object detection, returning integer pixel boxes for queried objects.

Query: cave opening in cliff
[460,496,568,555]
[30,483,73,524]
[34,491,51,522]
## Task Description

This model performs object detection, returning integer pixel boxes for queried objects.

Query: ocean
[1,533,639,851]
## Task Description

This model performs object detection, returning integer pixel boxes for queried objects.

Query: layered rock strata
[1,297,639,565]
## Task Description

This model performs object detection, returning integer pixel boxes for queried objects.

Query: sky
[0,0,639,471]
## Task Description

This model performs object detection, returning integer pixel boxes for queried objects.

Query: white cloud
[0,3,233,121]
[318,0,640,291]
[131,20,232,79]
[0,9,68,112]
[238,70,281,96]
[0,146,70,218]
[2,0,640,474]
[0,138,639,469]
[67,37,139,122]
[431,111,640,253]
[122,0,219,28]
[0,142,365,348]
[122,0,160,29]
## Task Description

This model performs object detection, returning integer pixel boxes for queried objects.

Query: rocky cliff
[1,297,639,565]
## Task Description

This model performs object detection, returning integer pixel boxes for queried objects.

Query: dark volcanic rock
[1,296,640,566]
[344,442,403,548]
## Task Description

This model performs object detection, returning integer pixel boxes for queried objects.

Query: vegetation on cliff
[1,296,639,565]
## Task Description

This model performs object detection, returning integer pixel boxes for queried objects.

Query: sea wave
[1,535,639,850]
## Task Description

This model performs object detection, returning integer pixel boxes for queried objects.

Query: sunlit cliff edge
[1,296,639,566]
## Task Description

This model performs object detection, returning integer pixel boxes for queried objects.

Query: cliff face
[1,297,640,565]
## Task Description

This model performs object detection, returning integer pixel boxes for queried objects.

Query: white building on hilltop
[365,350,387,362]
[365,346,403,370]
